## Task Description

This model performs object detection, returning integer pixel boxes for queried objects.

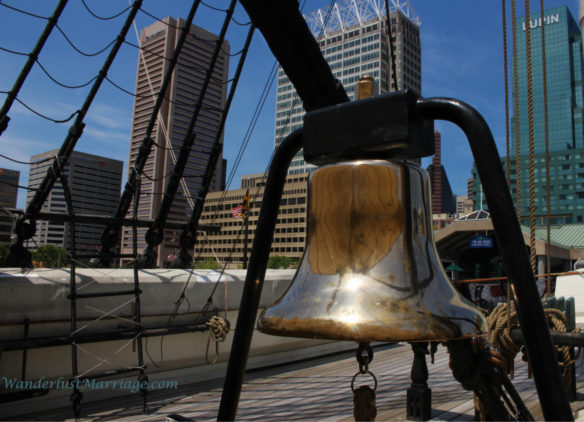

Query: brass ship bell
[258,78,486,343]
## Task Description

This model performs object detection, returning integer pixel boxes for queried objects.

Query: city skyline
[0,0,579,211]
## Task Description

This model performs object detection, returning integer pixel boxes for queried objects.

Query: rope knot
[205,316,230,364]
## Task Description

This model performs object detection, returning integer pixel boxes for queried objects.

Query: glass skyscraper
[472,5,584,224]
[513,6,583,154]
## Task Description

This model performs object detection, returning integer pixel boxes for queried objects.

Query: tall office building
[27,150,123,253]
[0,168,20,245]
[276,0,421,175]
[426,131,455,214]
[472,6,584,224]
[121,18,229,266]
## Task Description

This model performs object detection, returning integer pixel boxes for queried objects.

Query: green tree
[31,244,70,268]
[267,255,292,269]
[194,259,220,270]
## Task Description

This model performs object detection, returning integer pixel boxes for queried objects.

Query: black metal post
[217,129,303,421]
[416,97,573,421]
[407,342,431,421]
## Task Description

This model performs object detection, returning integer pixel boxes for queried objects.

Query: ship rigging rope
[485,302,578,388]
[0,2,50,20]
[139,5,251,29]
[0,91,80,123]
[540,0,552,294]
[524,0,537,275]
[384,0,398,91]
[512,0,522,223]
[80,0,132,21]
[502,0,511,184]
[55,25,118,57]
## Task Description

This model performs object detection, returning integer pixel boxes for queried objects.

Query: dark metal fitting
[68,120,85,137]
[145,227,163,246]
[356,342,373,373]
[303,90,434,165]
[179,231,195,249]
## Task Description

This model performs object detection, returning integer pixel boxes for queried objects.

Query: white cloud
[86,103,131,130]
[83,126,130,143]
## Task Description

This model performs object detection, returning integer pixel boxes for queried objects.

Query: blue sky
[0,0,580,210]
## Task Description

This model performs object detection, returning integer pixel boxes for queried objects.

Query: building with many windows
[27,150,123,254]
[275,0,421,175]
[120,18,229,267]
[0,168,20,245]
[426,131,455,215]
[194,173,309,268]
[471,6,584,224]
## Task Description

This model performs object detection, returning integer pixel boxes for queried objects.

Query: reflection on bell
[258,160,487,342]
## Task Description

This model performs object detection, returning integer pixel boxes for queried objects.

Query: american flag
[232,205,243,219]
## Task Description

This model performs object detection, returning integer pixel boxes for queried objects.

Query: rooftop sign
[523,13,560,30]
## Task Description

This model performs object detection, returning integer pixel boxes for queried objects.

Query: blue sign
[470,235,493,248]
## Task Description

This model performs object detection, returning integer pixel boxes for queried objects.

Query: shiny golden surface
[258,160,486,342]
[357,74,374,99]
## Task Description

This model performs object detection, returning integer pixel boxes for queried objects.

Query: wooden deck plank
[16,342,584,421]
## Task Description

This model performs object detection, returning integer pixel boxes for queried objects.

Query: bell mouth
[258,271,486,343]
[257,160,487,343]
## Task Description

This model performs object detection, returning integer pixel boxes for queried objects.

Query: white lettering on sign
[522,13,560,30]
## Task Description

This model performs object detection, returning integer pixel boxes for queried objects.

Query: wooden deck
[19,342,584,421]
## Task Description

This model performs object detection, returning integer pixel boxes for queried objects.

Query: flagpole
[243,189,249,270]
[243,213,249,270]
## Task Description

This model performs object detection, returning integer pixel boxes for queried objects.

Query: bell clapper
[352,342,377,421]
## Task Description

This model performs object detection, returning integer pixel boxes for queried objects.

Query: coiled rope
[205,315,230,364]
[485,302,578,388]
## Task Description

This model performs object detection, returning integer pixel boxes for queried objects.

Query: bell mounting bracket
[217,92,573,421]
